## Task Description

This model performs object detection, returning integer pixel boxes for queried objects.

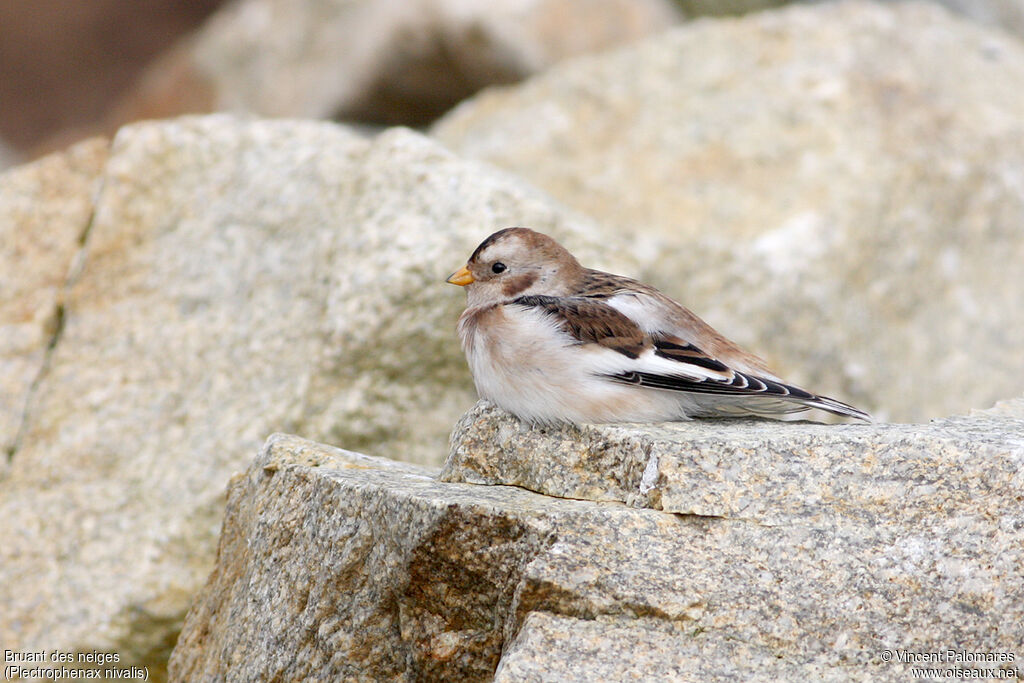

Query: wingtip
[809,396,873,423]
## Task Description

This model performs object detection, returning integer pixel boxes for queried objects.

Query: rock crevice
[1,137,109,463]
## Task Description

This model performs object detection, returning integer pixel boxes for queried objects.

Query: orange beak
[446,265,474,286]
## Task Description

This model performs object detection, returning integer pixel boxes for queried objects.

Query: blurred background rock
[0,0,225,158]
[0,0,681,161]
[4,0,1023,168]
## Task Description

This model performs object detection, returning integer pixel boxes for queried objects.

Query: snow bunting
[446,227,870,424]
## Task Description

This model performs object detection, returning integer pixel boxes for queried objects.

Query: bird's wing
[510,294,755,385]
[600,287,778,377]
[510,294,870,421]
[510,294,651,359]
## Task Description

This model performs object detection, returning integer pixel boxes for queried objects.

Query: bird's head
[446,227,582,306]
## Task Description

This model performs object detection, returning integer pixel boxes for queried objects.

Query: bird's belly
[466,322,683,424]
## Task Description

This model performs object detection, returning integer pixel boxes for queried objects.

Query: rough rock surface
[0,115,633,676]
[170,423,1024,681]
[495,612,845,683]
[108,0,679,132]
[443,401,1024,525]
[433,1,1024,422]
[0,138,107,459]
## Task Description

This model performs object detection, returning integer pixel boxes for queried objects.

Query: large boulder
[0,115,633,676]
[433,1,1024,422]
[169,401,1024,680]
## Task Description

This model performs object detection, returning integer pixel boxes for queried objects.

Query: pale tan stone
[0,138,108,459]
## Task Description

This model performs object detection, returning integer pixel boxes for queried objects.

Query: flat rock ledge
[443,400,1024,526]
[171,402,1024,681]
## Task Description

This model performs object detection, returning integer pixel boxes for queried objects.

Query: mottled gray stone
[171,429,1024,681]
[433,1,1024,422]
[171,434,546,682]
[496,612,856,683]
[0,115,634,676]
[443,400,1024,526]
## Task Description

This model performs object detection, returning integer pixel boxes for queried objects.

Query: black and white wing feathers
[509,294,871,422]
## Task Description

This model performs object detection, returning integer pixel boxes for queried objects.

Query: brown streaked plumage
[576,269,775,376]
[446,227,870,424]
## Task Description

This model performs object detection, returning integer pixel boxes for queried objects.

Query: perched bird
[446,227,870,425]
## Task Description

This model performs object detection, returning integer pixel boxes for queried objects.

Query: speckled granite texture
[171,408,1024,680]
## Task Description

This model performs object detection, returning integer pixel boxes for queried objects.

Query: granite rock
[0,138,108,460]
[109,0,680,132]
[433,0,1024,422]
[443,400,1024,526]
[171,427,1024,681]
[0,115,634,676]
[495,612,849,683]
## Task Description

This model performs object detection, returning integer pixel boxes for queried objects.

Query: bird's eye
[491,262,507,274]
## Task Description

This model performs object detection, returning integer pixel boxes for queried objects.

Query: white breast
[457,303,693,424]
